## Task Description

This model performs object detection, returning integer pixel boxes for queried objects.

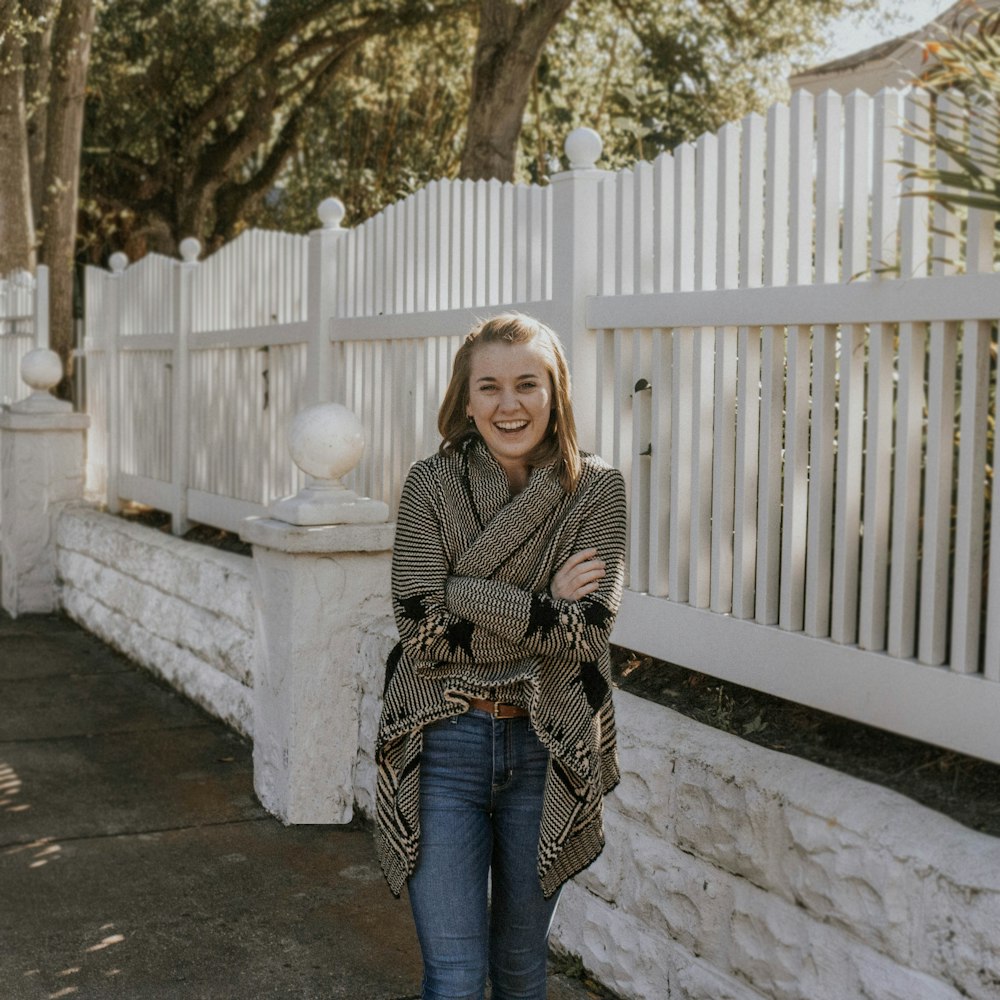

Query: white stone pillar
[0,350,90,616]
[240,402,392,824]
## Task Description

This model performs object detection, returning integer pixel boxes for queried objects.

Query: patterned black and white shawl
[375,436,627,899]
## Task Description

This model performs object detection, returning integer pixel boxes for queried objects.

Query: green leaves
[898,8,1000,230]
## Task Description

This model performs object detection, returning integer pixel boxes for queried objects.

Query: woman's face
[467,339,554,484]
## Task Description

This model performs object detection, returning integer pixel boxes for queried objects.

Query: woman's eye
[519,382,537,391]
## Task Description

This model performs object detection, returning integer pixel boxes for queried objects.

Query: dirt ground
[123,506,1000,841]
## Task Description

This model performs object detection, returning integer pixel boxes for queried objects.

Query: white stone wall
[550,690,1000,1000]
[353,616,396,820]
[56,506,255,736]
[50,514,1000,1000]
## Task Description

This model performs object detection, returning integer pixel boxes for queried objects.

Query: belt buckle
[492,700,503,719]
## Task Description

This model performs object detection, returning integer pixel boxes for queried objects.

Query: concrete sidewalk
[0,612,607,1000]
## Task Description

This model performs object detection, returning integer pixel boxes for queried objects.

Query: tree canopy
[80,0,473,258]
[81,0,895,260]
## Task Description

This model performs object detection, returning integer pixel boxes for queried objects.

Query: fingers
[551,548,607,601]
[560,548,599,571]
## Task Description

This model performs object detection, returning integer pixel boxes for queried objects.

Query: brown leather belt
[466,696,529,719]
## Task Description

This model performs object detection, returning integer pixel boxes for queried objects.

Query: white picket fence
[81,89,1000,765]
[0,265,49,406]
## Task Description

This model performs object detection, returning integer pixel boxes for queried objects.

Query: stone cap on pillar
[240,402,393,553]
[13,349,71,413]
[270,402,389,526]
[0,349,89,430]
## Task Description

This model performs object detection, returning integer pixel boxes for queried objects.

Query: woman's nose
[497,388,520,410]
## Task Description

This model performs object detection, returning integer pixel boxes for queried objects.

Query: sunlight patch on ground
[4,836,64,869]
[0,759,30,814]
[85,934,125,953]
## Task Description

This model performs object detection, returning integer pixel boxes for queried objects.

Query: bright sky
[822,0,954,61]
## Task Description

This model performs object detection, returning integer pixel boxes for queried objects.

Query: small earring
[467,414,474,423]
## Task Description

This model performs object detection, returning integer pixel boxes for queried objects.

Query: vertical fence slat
[887,94,932,658]
[594,329,616,467]
[960,107,998,676]
[668,144,696,602]
[611,330,626,475]
[919,319,958,666]
[952,316,991,674]
[616,170,635,296]
[652,152,674,295]
[630,330,651,593]
[710,121,741,614]
[732,113,765,620]
[780,91,814,631]
[756,102,790,625]
[831,90,870,644]
[447,183,461,310]
[859,89,903,651]
[668,328,692,603]
[437,181,451,311]
[689,132,718,609]
[804,92,842,638]
[918,92,963,666]
[648,329,672,597]
[633,161,654,295]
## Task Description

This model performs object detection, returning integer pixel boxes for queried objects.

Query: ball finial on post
[564,128,603,170]
[268,403,388,525]
[317,198,346,230]
[14,348,71,413]
[179,237,201,264]
[108,252,129,275]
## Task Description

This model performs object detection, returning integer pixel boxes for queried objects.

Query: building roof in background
[790,1,999,95]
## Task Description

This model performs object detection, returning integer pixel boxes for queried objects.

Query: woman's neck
[502,463,530,495]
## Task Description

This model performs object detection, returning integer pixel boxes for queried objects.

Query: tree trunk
[37,0,96,378]
[459,0,573,181]
[0,2,36,271]
[24,0,58,225]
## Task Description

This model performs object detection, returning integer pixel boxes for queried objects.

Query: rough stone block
[57,546,254,687]
[552,879,764,1000]
[56,507,254,630]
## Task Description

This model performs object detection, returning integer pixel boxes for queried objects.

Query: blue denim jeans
[407,708,560,1000]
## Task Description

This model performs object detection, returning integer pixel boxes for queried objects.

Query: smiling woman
[375,313,627,1000]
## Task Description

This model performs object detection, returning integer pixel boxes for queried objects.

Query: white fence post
[548,128,608,453]
[171,239,199,535]
[307,198,346,405]
[105,252,128,515]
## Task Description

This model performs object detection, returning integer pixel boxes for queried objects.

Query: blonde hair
[438,313,582,492]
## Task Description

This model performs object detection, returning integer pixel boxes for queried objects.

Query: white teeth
[496,421,528,431]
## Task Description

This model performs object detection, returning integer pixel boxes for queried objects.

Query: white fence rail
[82,92,1000,764]
[1,265,49,406]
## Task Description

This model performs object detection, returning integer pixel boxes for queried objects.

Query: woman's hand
[549,549,606,602]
